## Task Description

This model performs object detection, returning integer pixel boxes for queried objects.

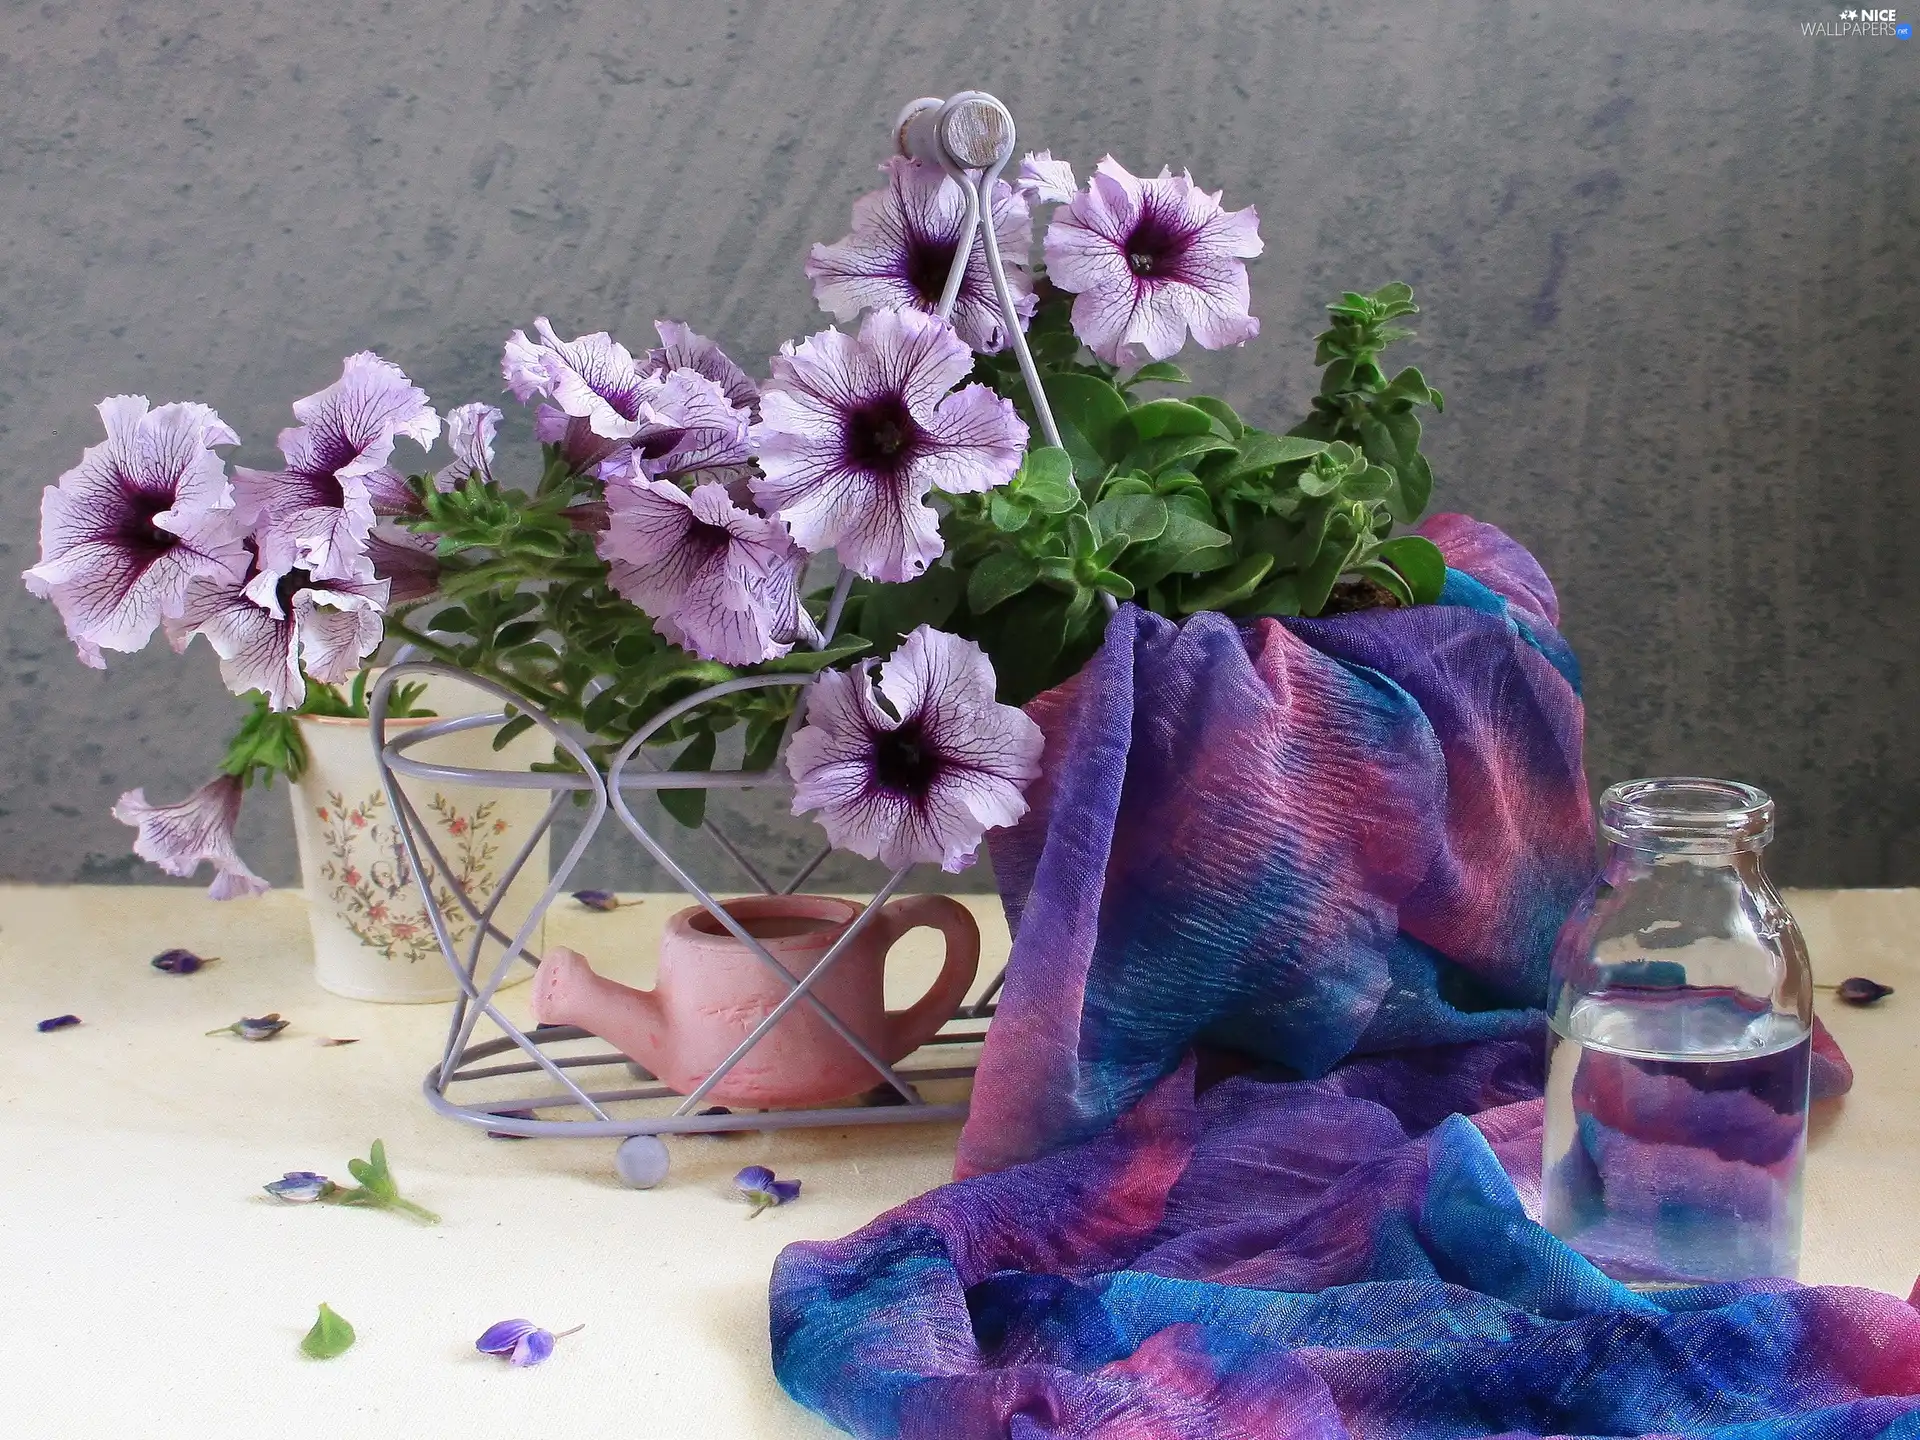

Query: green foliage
[330,1139,439,1225]
[905,280,1452,701]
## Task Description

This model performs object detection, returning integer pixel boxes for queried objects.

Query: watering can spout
[530,946,669,1074]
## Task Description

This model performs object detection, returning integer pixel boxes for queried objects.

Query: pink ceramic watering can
[530,893,980,1108]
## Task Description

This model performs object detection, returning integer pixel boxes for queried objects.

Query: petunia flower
[599,480,795,665]
[734,1165,801,1216]
[503,318,659,441]
[232,352,439,581]
[265,1171,335,1203]
[646,320,760,415]
[787,626,1043,872]
[24,396,248,664]
[535,405,626,477]
[434,402,502,491]
[598,370,754,491]
[171,544,388,711]
[1043,157,1263,367]
[113,774,270,900]
[475,1319,583,1367]
[805,156,1036,354]
[751,309,1027,582]
[365,526,441,605]
[1013,150,1078,206]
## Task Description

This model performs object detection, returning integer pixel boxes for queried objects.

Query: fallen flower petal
[475,1319,583,1367]
[151,948,214,974]
[735,1164,802,1216]
[265,1171,335,1203]
[37,1014,81,1032]
[1836,976,1894,1006]
[316,1036,360,1047]
[571,889,621,912]
[207,1013,289,1041]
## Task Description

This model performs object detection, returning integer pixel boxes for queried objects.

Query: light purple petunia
[805,157,1036,355]
[231,352,439,581]
[24,396,248,665]
[786,626,1043,873]
[1013,150,1078,206]
[598,370,754,491]
[599,480,797,665]
[434,402,501,491]
[751,309,1027,582]
[503,318,660,441]
[365,526,441,604]
[535,405,626,477]
[646,320,761,415]
[170,544,388,711]
[112,773,270,900]
[1043,157,1263,367]
[475,1318,582,1367]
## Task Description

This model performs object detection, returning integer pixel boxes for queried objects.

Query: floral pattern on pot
[314,788,510,965]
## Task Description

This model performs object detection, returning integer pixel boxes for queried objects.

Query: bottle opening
[1599,776,1775,854]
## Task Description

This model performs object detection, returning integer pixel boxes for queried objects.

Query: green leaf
[967,551,1042,613]
[491,713,537,751]
[1226,433,1328,479]
[1374,534,1448,605]
[1371,281,1415,306]
[989,493,1033,531]
[1353,559,1415,609]
[1013,445,1074,493]
[1298,463,1343,498]
[301,1304,356,1360]
[1179,553,1274,614]
[1126,398,1218,441]
[1020,480,1080,515]
[658,730,716,829]
[972,587,1075,706]
[1122,432,1236,477]
[1099,473,1154,499]
[1088,494,1168,550]
[1390,450,1433,524]
[1242,572,1303,616]
[1092,570,1135,600]
[742,718,785,775]
[493,620,543,651]
[755,633,872,673]
[1340,465,1396,503]
[1298,532,1363,616]
[857,566,961,649]
[1052,415,1107,489]
[428,606,475,634]
[1124,360,1190,387]
[1186,396,1243,438]
[1041,374,1130,463]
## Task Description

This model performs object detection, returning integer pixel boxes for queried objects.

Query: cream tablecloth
[2,886,1915,1438]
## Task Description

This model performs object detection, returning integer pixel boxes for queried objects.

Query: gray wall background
[1,0,1914,891]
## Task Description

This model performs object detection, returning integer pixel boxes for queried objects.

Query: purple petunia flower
[1043,157,1263,367]
[534,405,626,477]
[434,402,502,491]
[170,545,388,711]
[598,370,754,491]
[475,1319,582,1367]
[787,626,1043,873]
[1013,150,1078,206]
[734,1164,801,1216]
[751,309,1027,582]
[231,352,439,582]
[503,318,659,442]
[365,526,441,604]
[24,396,248,666]
[646,320,761,415]
[599,480,797,665]
[806,157,1036,355]
[112,774,269,900]
[265,1171,335,1203]
[151,948,213,974]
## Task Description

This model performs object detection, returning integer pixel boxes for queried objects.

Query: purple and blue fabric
[769,516,1897,1438]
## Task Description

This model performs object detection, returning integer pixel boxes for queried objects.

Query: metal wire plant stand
[367,89,1056,1183]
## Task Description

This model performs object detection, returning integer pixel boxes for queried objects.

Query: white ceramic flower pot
[290,675,551,1003]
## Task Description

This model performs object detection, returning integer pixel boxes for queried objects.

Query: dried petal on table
[265,1171,336,1203]
[151,948,215,974]
[571,889,621,912]
[475,1318,583,1367]
[735,1165,802,1216]
[207,1013,289,1040]
[37,1014,82,1032]
[1836,976,1895,1005]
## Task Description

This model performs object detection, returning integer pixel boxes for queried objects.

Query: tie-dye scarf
[770,516,1898,1439]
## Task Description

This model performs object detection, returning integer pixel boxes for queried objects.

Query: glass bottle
[1541,777,1813,1286]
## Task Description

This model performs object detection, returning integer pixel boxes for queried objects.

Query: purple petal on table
[476,1318,562,1366]
[571,890,621,912]
[265,1171,335,1203]
[37,1014,81,1032]
[1836,976,1894,1006]
[151,948,211,974]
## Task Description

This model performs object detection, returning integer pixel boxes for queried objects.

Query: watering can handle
[873,895,981,1061]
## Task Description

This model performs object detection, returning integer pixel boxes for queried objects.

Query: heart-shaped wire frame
[366,87,1043,1141]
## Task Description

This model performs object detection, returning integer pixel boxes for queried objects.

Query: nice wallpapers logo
[1804,7,1914,35]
